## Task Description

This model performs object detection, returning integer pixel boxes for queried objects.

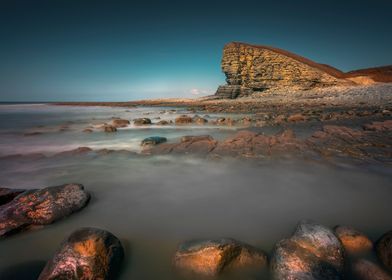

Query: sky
[0,0,391,102]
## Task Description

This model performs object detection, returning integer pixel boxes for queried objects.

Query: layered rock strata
[215,42,352,98]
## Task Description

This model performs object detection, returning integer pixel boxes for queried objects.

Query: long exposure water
[0,104,391,279]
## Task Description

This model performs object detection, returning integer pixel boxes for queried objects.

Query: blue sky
[0,0,391,101]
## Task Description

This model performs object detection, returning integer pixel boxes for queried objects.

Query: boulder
[133,118,152,126]
[111,118,130,128]
[334,226,373,254]
[175,115,193,124]
[156,120,169,125]
[0,184,90,238]
[55,147,93,157]
[83,128,93,133]
[287,113,306,122]
[352,259,392,280]
[377,231,392,271]
[38,227,124,280]
[103,125,117,132]
[270,220,345,280]
[193,116,208,124]
[173,238,267,277]
[141,136,167,146]
[270,239,342,280]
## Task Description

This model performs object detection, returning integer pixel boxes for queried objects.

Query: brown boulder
[0,184,90,238]
[156,120,170,125]
[133,118,152,126]
[103,125,117,132]
[39,227,124,280]
[173,238,267,277]
[111,118,130,128]
[287,113,306,122]
[175,115,193,124]
[334,226,373,254]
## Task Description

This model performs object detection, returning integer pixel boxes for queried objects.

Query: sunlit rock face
[215,42,351,98]
[173,238,268,277]
[38,227,124,280]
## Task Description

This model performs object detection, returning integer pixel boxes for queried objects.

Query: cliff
[215,42,391,99]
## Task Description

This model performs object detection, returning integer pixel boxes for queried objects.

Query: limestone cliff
[215,42,351,98]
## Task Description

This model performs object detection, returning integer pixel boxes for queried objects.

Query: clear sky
[1,0,391,101]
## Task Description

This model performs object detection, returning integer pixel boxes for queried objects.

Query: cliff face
[215,42,350,98]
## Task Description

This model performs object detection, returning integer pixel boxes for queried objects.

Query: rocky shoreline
[2,186,392,280]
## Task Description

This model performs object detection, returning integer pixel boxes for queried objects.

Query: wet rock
[141,136,167,146]
[270,220,345,280]
[193,116,208,124]
[377,231,392,271]
[287,113,306,122]
[175,115,193,124]
[0,188,25,205]
[83,128,93,133]
[146,135,217,155]
[55,147,93,156]
[352,259,392,280]
[363,120,392,132]
[111,118,130,128]
[173,238,267,277]
[334,226,373,254]
[103,125,117,132]
[38,227,124,280]
[156,120,169,125]
[0,184,90,238]
[133,118,152,126]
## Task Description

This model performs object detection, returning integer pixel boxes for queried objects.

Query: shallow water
[0,104,391,279]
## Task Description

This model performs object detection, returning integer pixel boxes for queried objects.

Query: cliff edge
[215,42,391,98]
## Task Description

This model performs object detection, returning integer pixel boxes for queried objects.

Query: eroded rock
[0,184,90,238]
[38,227,124,280]
[173,238,267,277]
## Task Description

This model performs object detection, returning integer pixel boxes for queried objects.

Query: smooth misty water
[0,104,391,280]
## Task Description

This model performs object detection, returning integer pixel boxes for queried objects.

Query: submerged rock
[175,115,193,124]
[334,225,373,254]
[133,118,152,126]
[111,118,130,128]
[38,227,124,280]
[377,231,392,272]
[173,238,267,277]
[141,136,167,146]
[270,220,344,280]
[0,184,90,238]
[352,259,392,280]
